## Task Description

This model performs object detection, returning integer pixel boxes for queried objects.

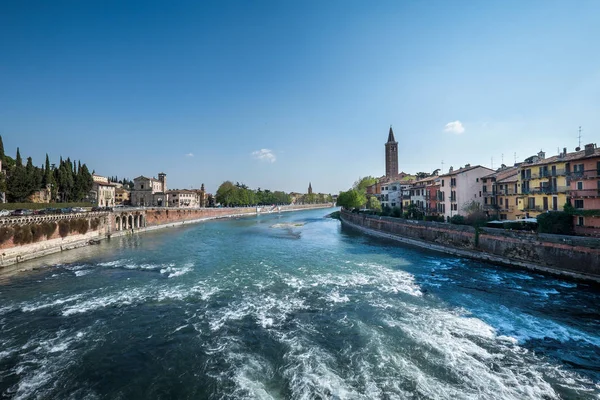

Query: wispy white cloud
[444,121,465,134]
[185,153,194,157]
[252,148,276,163]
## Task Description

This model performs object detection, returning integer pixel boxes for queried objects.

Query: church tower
[385,126,398,178]
[308,182,313,195]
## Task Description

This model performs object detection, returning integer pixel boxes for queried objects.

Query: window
[482,186,487,193]
[575,199,584,209]
[577,181,583,190]
[578,216,584,226]
[451,178,456,186]
[476,178,479,182]
[441,180,445,187]
[515,198,518,205]
[141,184,144,189]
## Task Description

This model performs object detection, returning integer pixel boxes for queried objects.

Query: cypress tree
[0,135,4,164]
[15,148,22,167]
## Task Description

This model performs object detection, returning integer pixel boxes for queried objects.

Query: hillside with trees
[0,136,94,203]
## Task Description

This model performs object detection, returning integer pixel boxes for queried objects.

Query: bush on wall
[42,222,57,239]
[58,220,70,238]
[0,227,13,245]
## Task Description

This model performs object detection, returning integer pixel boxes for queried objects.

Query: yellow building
[516,151,569,218]
[481,166,519,220]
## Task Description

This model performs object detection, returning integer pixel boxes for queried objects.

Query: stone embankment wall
[0,212,110,266]
[340,210,600,282]
[140,204,332,228]
[0,204,333,269]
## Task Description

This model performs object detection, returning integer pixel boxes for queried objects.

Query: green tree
[353,176,377,194]
[0,135,4,164]
[366,196,382,212]
[216,181,236,206]
[7,149,33,202]
[337,189,366,210]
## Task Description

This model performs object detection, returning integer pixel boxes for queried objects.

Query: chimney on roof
[465,164,471,168]
[585,143,596,156]
[538,150,545,159]
[449,166,453,173]
[563,147,567,156]
[576,146,581,151]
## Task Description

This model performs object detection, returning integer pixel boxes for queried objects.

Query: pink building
[569,144,600,235]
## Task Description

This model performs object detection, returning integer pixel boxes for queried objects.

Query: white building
[168,189,200,208]
[130,173,168,207]
[439,165,494,220]
[90,174,116,207]
[410,181,427,211]
[381,181,402,209]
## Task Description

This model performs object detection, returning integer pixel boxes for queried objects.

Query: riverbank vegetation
[0,217,101,247]
[215,181,333,207]
[0,136,94,203]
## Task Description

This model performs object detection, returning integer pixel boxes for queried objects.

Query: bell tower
[385,126,398,178]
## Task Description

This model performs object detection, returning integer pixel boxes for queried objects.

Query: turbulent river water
[0,208,599,399]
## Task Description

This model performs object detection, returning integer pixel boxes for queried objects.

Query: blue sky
[1,1,599,194]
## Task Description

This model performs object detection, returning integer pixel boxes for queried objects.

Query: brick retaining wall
[341,210,600,282]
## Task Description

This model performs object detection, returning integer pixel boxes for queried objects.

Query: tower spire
[385,126,399,178]
[387,125,396,143]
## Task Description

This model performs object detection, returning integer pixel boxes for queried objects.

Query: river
[0,208,598,399]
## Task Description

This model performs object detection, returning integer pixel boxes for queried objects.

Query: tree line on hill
[215,181,332,207]
[0,136,94,203]
[108,176,134,190]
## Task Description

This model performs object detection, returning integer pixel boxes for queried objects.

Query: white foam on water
[173,324,188,333]
[75,270,92,277]
[376,303,598,399]
[478,305,600,347]
[160,262,193,278]
[325,290,350,303]
[283,262,422,298]
[8,328,93,400]
[97,260,125,267]
[21,293,87,312]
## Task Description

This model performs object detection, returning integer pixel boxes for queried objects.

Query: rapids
[0,208,598,399]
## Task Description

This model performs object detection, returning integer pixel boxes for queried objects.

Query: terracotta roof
[481,166,519,181]
[439,165,494,177]
[519,145,600,168]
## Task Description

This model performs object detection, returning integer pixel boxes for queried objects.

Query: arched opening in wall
[140,215,145,227]
[122,215,127,230]
[115,216,121,231]
[128,215,133,229]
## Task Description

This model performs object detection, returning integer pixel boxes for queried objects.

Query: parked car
[11,209,33,216]
[59,208,73,214]
[72,207,87,213]
[0,210,11,217]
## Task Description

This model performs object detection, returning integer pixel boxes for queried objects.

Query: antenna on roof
[491,157,494,169]
[501,153,504,164]
[578,126,583,148]
[441,160,444,172]
[514,152,517,164]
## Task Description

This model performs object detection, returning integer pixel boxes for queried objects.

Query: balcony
[521,186,570,195]
[569,169,600,180]
[522,205,543,212]
[522,169,567,180]
[482,191,496,197]
[570,189,600,198]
